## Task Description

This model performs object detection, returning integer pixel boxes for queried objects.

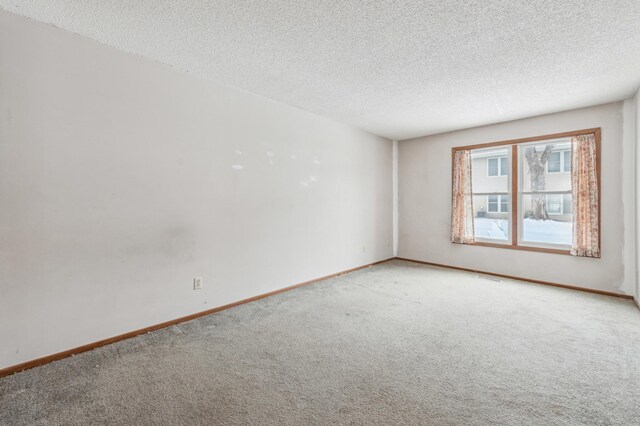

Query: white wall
[635,88,640,302]
[398,102,635,296]
[0,11,393,369]
[622,96,637,300]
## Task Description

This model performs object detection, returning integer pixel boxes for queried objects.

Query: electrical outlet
[193,277,203,290]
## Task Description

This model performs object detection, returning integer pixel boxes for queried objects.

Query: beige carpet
[1,259,639,425]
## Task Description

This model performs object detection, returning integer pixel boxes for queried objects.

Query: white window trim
[546,149,570,174]
[487,156,508,177]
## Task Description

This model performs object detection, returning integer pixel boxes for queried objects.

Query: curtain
[451,149,475,244]
[570,134,600,258]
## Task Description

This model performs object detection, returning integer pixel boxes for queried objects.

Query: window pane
[547,194,562,214]
[547,152,561,173]
[521,194,572,245]
[488,158,498,176]
[500,157,508,176]
[521,143,571,193]
[471,147,510,243]
[474,217,509,240]
[563,194,572,214]
[563,150,571,172]
[500,195,509,212]
[488,202,498,212]
[473,196,508,240]
[519,140,573,247]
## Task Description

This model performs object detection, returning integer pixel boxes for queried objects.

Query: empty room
[1,1,639,425]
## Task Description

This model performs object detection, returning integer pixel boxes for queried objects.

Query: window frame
[451,128,601,256]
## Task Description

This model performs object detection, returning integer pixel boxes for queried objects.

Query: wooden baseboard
[0,258,394,378]
[395,257,634,300]
[3,256,634,378]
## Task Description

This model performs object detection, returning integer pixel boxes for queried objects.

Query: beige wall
[621,96,636,303]
[0,11,393,369]
[634,88,640,303]
[399,102,634,296]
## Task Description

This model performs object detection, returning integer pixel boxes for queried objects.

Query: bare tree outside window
[524,144,554,220]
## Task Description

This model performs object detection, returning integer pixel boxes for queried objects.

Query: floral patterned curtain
[451,149,475,244]
[570,134,600,258]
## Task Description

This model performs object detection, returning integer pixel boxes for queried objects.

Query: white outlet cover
[193,277,203,290]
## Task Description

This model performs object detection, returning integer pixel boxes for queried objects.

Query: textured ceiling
[2,1,640,140]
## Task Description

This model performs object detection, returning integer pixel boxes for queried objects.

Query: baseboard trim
[0,257,394,378]
[396,257,634,300]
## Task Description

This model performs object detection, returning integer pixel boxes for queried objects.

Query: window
[546,194,572,215]
[471,147,511,242]
[454,129,600,254]
[547,151,561,173]
[546,149,571,173]
[546,194,562,214]
[487,156,508,177]
[487,195,509,213]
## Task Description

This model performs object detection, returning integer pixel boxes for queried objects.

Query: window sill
[461,241,571,255]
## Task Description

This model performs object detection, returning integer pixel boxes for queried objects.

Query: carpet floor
[1,259,639,425]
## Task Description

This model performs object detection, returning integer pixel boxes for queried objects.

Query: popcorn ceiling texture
[1,1,640,139]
